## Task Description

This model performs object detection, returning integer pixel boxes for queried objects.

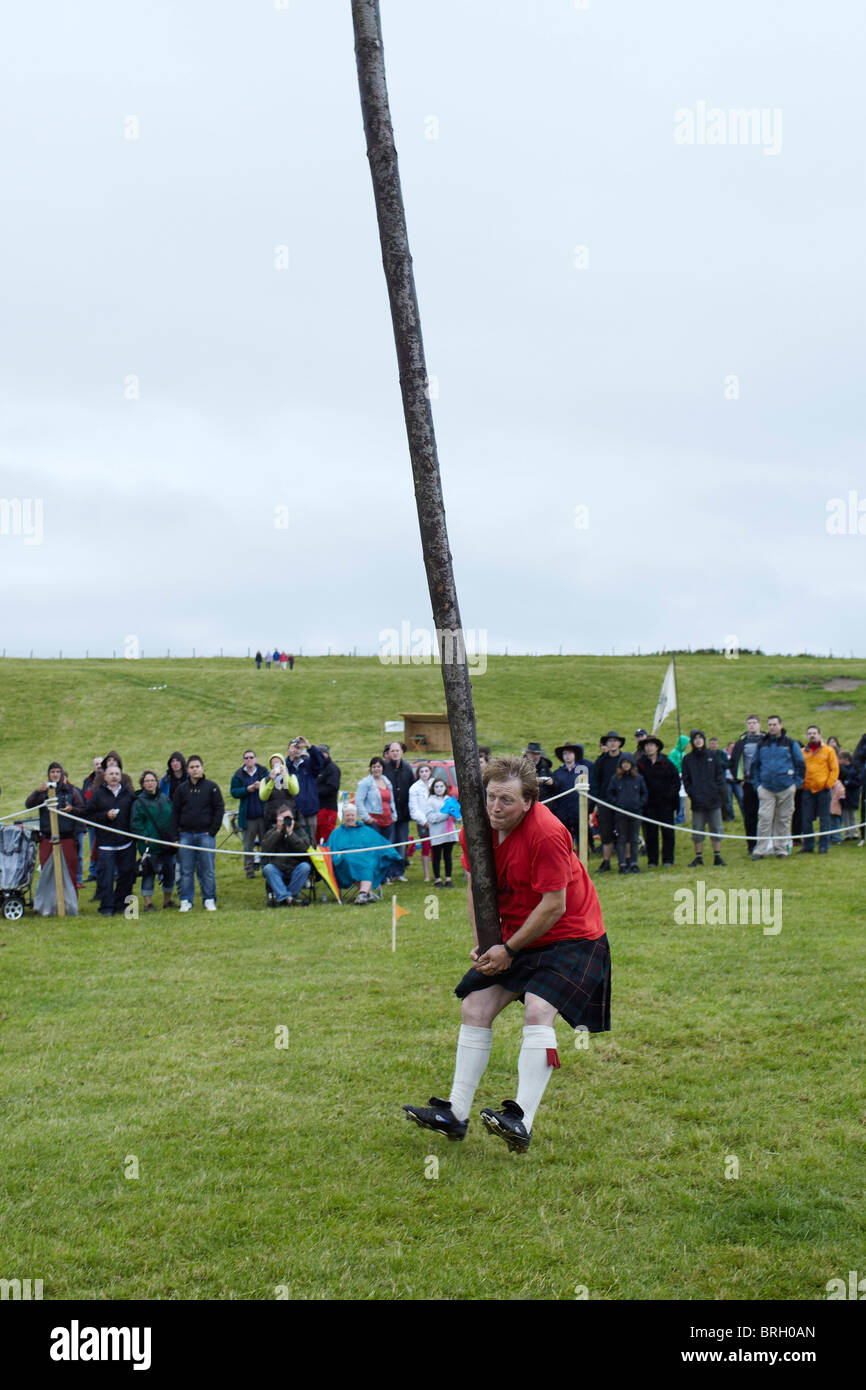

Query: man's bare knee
[461,993,497,1026]
[523,995,557,1026]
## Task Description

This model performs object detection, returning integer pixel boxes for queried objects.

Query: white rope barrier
[4,789,865,855]
[562,784,865,842]
[0,804,425,859]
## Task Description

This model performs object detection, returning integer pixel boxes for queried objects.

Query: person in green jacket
[668,734,690,774]
[131,772,177,910]
[668,734,690,826]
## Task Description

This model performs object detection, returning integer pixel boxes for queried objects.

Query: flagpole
[673,653,682,741]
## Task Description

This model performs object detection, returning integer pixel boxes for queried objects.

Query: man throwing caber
[403,756,611,1154]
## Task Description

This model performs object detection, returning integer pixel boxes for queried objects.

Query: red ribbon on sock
[546,1048,561,1069]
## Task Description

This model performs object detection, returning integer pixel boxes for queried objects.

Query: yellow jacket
[802,742,839,792]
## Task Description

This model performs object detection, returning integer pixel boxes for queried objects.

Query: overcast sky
[3,0,864,658]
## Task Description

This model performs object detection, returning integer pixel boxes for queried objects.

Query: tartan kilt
[455,933,611,1033]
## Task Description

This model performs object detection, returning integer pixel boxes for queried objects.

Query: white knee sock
[516,1024,560,1131]
[449,1025,493,1121]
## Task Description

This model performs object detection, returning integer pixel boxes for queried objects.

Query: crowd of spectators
[17,715,864,914]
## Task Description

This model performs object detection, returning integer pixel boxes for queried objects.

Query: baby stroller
[0,824,38,920]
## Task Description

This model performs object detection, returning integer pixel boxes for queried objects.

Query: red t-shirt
[459,800,605,945]
[370,780,393,830]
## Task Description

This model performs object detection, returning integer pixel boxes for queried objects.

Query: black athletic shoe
[713,854,726,867]
[479,1099,531,1154]
[402,1097,468,1141]
[629,863,641,873]
[596,860,611,874]
[687,856,703,868]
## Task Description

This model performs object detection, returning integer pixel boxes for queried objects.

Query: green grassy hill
[2,652,865,801]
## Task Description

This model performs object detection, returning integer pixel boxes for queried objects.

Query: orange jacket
[803,742,839,792]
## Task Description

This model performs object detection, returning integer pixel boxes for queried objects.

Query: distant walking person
[752,717,805,859]
[255,650,263,669]
[265,650,272,670]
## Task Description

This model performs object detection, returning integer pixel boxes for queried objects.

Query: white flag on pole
[652,660,678,735]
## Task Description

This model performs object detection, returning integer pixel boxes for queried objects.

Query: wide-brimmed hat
[641,734,664,751]
[524,741,548,758]
[600,731,625,746]
[555,741,584,761]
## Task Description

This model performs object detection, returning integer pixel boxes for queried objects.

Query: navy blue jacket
[753,731,805,793]
[607,768,648,816]
[549,760,590,830]
[230,764,268,829]
[288,746,326,817]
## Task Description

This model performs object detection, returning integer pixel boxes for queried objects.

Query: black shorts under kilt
[455,934,611,1033]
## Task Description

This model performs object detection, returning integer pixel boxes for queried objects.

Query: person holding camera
[260,806,312,907]
[286,737,326,842]
[25,762,85,892]
[259,754,301,826]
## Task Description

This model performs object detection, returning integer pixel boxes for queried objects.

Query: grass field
[1,654,864,1300]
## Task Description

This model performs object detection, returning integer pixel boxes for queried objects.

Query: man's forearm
[505,900,564,952]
